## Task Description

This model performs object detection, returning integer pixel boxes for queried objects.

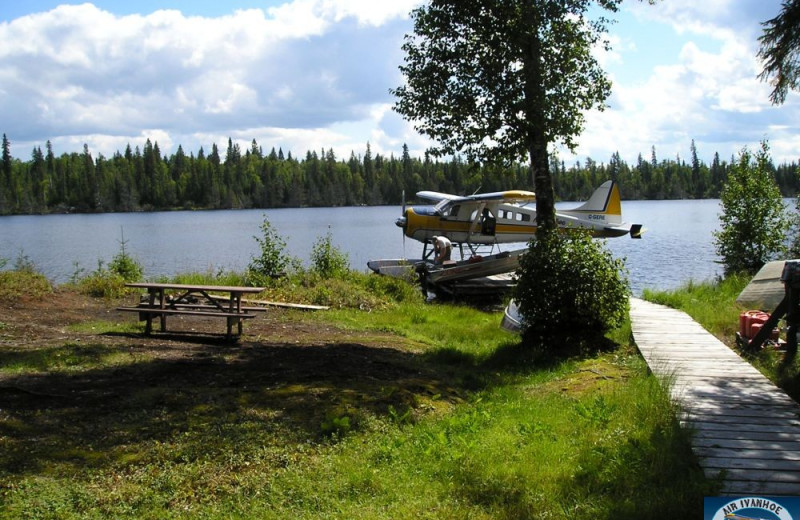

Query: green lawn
[1,278,717,518]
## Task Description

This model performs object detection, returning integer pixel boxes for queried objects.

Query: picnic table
[117,282,266,338]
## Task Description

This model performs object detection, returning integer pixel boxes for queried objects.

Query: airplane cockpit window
[449,205,460,217]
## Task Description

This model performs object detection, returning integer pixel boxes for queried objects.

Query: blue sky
[1,0,797,168]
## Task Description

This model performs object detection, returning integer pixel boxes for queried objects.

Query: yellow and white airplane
[396,180,643,248]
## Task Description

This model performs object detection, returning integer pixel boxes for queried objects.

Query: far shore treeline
[0,134,798,215]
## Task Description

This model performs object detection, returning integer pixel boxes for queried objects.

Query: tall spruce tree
[1,134,11,212]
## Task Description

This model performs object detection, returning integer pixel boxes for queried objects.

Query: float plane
[396,180,642,257]
[369,180,642,294]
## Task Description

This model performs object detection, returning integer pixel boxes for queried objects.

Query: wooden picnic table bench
[117,282,265,338]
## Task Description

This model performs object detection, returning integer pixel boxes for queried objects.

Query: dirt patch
[0,290,469,479]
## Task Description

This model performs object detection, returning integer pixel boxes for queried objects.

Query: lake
[0,199,723,295]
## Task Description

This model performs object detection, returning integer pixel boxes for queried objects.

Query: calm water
[0,200,723,295]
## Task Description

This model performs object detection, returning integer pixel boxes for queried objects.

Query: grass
[0,343,137,375]
[0,271,717,518]
[323,301,511,362]
[66,320,143,335]
[1,351,713,518]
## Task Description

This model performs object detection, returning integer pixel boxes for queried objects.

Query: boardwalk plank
[692,436,800,451]
[696,446,800,461]
[685,413,800,426]
[690,428,800,442]
[683,419,800,433]
[710,468,800,483]
[700,456,800,472]
[630,298,800,496]
[723,480,800,495]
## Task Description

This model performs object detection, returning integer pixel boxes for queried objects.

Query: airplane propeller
[401,189,406,258]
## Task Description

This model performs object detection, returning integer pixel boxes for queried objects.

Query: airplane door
[481,208,497,236]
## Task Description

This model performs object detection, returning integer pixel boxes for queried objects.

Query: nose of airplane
[395,215,407,228]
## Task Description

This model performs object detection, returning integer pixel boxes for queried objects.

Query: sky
[1,0,798,168]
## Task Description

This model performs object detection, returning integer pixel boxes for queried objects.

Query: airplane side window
[521,214,531,222]
[450,205,460,217]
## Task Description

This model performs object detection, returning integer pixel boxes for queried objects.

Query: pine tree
[1,134,12,212]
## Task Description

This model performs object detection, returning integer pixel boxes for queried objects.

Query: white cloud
[1,1,419,160]
[267,0,416,33]
[569,0,799,165]
[2,0,797,169]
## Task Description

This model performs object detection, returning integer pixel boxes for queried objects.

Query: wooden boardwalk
[629,298,800,496]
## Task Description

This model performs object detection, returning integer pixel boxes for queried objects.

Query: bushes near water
[514,230,630,350]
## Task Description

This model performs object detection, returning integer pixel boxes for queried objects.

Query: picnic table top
[125,282,266,293]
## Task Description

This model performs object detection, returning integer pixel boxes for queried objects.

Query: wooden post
[783,260,800,361]
[145,288,157,334]
[158,287,167,332]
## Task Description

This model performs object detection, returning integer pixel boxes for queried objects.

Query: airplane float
[369,180,643,293]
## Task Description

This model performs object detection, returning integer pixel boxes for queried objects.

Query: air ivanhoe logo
[712,497,793,520]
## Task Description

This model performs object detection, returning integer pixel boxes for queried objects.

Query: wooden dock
[629,297,800,496]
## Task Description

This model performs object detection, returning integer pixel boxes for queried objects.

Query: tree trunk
[530,140,556,234]
[521,4,556,235]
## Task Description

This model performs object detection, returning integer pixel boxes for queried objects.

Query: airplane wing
[416,190,536,204]
[464,190,536,203]
[416,191,461,202]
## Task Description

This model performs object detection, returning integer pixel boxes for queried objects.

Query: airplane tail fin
[573,180,621,216]
[563,181,643,239]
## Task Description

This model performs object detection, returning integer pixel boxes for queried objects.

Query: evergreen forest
[1,134,798,215]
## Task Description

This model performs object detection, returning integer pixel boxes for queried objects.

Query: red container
[748,314,768,338]
[749,323,764,339]
[740,310,763,337]
[740,310,780,341]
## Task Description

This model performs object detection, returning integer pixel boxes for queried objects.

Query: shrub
[168,269,247,287]
[0,252,52,301]
[108,248,143,282]
[77,260,128,298]
[513,230,630,349]
[310,231,349,279]
[247,216,292,284]
[363,272,423,304]
[714,140,789,276]
[0,270,53,301]
[75,234,143,298]
[13,250,37,273]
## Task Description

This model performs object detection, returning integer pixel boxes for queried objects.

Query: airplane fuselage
[399,205,632,245]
